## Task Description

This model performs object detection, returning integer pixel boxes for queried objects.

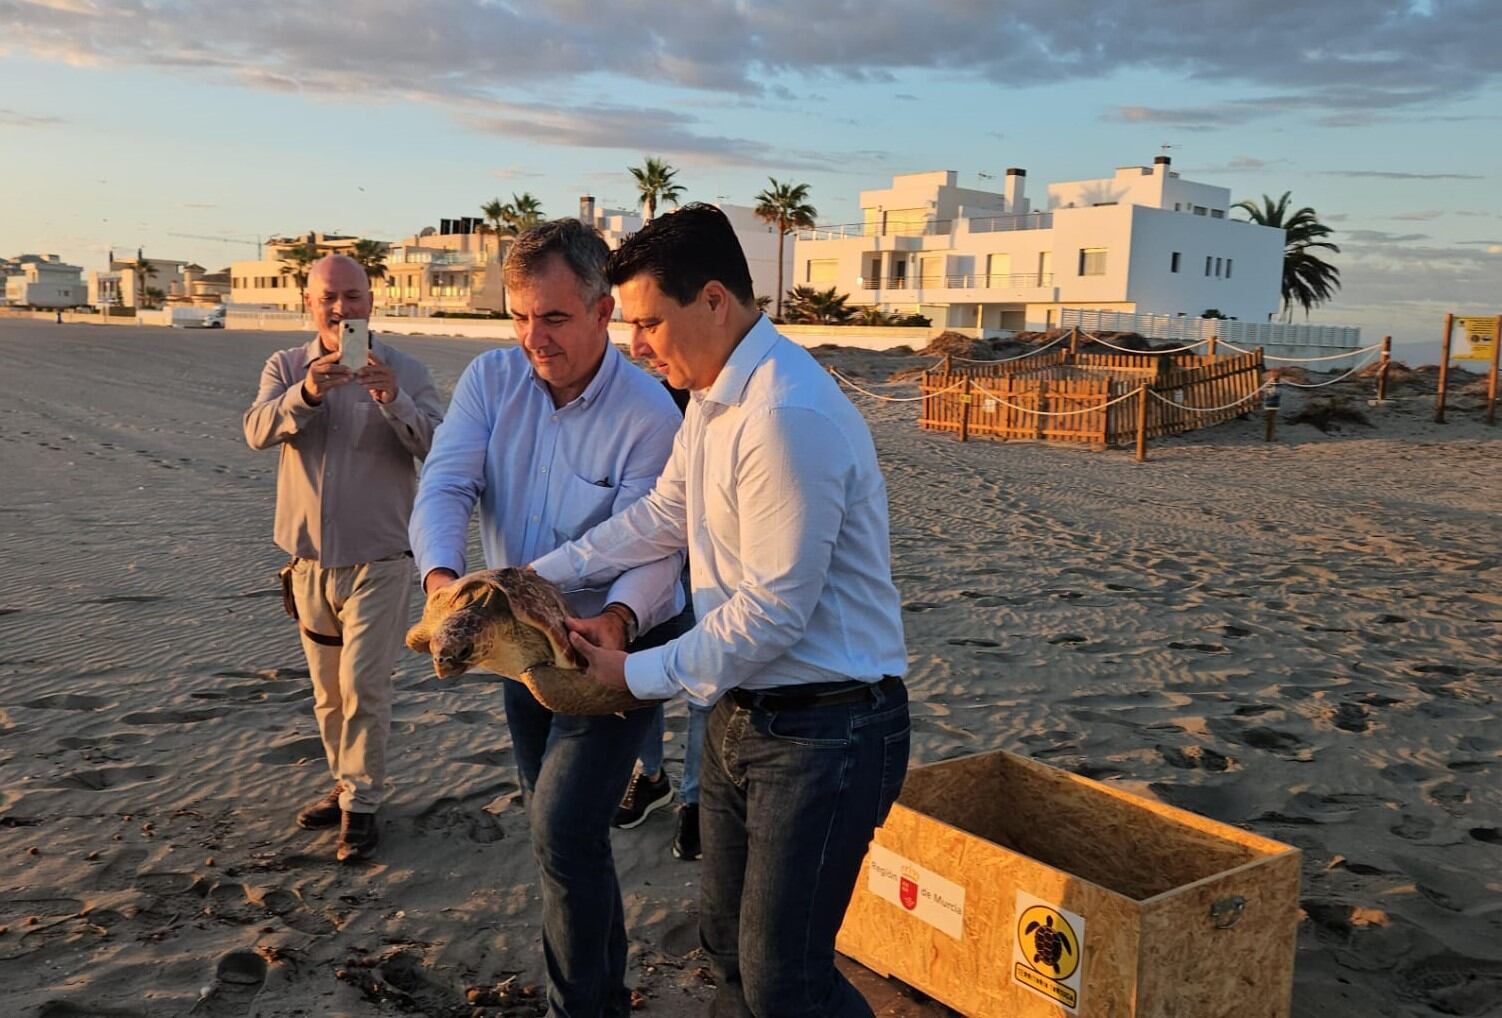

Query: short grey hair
[503,218,611,305]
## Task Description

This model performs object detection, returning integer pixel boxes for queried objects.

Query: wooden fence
[919,347,1265,449]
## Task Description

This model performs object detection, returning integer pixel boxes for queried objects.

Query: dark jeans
[502,609,692,1018]
[700,678,911,1017]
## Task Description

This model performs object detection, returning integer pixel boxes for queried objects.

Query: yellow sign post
[1455,316,1498,361]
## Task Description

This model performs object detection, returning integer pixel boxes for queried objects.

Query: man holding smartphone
[244,253,444,863]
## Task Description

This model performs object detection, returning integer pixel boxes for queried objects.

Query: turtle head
[411,576,510,678]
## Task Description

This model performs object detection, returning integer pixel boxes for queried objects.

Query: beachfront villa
[229,233,364,311]
[2,254,84,309]
[87,254,225,309]
[792,157,1286,336]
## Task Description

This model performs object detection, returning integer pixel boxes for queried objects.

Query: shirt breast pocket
[552,471,618,544]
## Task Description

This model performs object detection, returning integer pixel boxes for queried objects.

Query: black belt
[728,675,902,711]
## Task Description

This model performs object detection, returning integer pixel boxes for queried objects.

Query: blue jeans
[638,702,711,804]
[502,609,690,1017]
[699,679,910,1017]
[504,682,655,1017]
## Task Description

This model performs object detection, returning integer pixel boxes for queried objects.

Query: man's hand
[303,350,353,404]
[566,610,630,653]
[423,568,459,596]
[567,623,630,692]
[358,351,399,404]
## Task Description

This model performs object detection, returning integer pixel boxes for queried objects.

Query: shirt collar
[701,314,778,408]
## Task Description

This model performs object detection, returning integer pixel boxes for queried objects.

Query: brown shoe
[296,786,344,830]
[336,811,380,863]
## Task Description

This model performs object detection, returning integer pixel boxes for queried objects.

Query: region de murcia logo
[899,865,919,910]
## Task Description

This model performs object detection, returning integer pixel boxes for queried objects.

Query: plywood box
[837,749,1300,1017]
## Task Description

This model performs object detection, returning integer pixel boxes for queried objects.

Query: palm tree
[629,157,683,224]
[278,239,320,307]
[352,239,388,283]
[855,306,894,326]
[754,178,817,321]
[1232,191,1341,321]
[783,285,854,324]
[506,192,545,232]
[135,257,156,309]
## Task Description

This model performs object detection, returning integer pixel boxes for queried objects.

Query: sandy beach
[1,320,1499,1018]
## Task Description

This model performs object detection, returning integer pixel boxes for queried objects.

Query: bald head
[306,253,373,351]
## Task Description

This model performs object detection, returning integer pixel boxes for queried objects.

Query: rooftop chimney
[1003,168,1028,215]
[579,195,596,226]
[1154,155,1171,175]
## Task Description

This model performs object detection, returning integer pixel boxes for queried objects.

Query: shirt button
[541,467,548,475]
[532,514,540,522]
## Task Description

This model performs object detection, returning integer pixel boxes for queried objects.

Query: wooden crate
[837,750,1300,1017]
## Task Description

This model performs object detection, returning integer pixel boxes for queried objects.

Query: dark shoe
[336,810,380,863]
[672,803,701,861]
[295,786,344,830]
[613,770,673,830]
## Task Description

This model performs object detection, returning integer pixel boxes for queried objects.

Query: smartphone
[339,319,370,371]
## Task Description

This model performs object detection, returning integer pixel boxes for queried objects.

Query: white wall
[1122,206,1283,322]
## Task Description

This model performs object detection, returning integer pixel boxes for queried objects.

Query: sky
[3,0,1500,360]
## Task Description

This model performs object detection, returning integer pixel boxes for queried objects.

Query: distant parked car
[170,306,227,329]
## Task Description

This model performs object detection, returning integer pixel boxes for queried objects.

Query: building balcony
[861,272,1054,294]
[798,212,1052,242]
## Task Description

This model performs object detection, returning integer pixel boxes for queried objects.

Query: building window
[1078,248,1107,276]
[1226,259,1233,278]
[1210,209,1224,219]
[1205,256,1213,276]
[1175,202,1182,211]
[1170,252,1181,273]
[1193,206,1208,216]
[1214,257,1223,277]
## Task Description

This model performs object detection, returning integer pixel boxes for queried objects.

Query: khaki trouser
[290,555,412,813]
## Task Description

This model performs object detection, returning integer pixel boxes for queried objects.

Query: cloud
[1389,210,1446,221]
[179,201,218,209]
[3,0,1499,122]
[1184,155,1290,174]
[1344,229,1429,243]
[1321,170,1484,180]
[0,107,64,127]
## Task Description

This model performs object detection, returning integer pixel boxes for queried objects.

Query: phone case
[339,320,370,370]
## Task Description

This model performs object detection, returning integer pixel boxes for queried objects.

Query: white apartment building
[3,255,85,308]
[793,158,1285,334]
[580,197,792,308]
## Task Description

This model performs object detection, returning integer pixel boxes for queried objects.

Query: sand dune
[1,321,1498,1017]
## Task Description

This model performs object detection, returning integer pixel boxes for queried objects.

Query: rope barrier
[1077,331,1212,355]
[1147,382,1271,413]
[1275,354,1384,388]
[1218,338,1387,362]
[830,368,967,403]
[946,332,1070,365]
[968,382,1143,417]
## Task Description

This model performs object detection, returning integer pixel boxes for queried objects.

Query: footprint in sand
[1469,827,1500,845]
[257,737,326,766]
[1397,954,1502,1016]
[415,794,507,844]
[84,595,168,605]
[1167,641,1228,653]
[259,887,336,936]
[1391,814,1435,841]
[1157,745,1234,772]
[188,950,268,1016]
[901,601,937,613]
[661,917,701,957]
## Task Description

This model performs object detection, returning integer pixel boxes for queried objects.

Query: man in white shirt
[533,205,910,1017]
[410,219,686,1017]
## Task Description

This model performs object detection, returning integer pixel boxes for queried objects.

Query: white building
[230,234,364,310]
[793,158,1285,334]
[87,253,195,309]
[3,255,84,308]
[580,198,793,308]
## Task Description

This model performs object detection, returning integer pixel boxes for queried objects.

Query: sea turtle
[404,567,656,715]
[1024,913,1073,975]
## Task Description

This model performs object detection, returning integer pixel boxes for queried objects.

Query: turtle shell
[405,567,658,715]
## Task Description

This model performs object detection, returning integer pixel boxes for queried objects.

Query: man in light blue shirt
[534,205,910,1017]
[409,219,685,1018]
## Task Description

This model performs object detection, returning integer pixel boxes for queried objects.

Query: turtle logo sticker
[1012,892,1085,1012]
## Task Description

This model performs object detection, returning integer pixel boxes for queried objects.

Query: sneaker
[336,811,380,863]
[672,803,701,861]
[613,770,673,830]
[295,785,344,830]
